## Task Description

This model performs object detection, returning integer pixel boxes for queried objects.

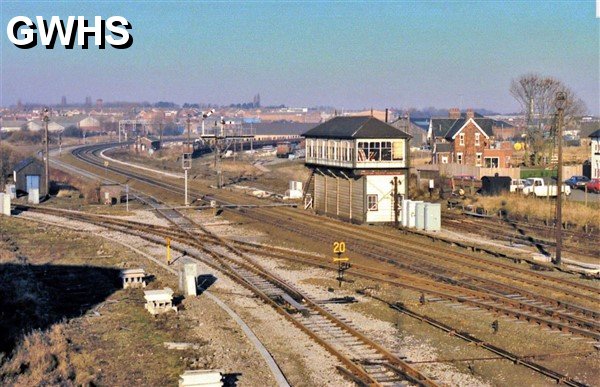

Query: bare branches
[510,74,587,165]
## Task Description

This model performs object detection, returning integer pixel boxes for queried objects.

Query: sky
[1,1,598,114]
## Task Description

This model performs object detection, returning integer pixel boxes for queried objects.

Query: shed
[13,157,46,197]
[100,184,125,205]
[481,175,511,196]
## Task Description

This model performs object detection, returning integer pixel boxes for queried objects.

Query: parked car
[564,175,590,189]
[585,178,600,193]
[510,179,526,192]
[522,178,571,197]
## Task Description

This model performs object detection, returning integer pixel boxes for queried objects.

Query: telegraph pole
[184,114,192,206]
[159,120,163,145]
[43,107,50,199]
[201,117,253,189]
[554,91,566,265]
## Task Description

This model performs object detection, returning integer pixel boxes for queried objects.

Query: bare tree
[510,74,586,166]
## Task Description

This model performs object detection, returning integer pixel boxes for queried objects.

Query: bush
[6,130,43,144]
[0,325,76,386]
[62,126,83,138]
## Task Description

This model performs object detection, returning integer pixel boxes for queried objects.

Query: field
[467,194,600,231]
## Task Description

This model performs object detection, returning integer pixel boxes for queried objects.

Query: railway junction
[1,120,599,387]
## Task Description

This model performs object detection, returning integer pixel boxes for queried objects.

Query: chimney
[449,107,460,119]
[385,108,389,123]
[466,108,474,119]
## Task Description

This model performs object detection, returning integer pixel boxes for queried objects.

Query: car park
[565,175,591,189]
[585,178,600,193]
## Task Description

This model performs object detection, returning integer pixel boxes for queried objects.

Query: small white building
[303,116,411,223]
[120,268,146,289]
[144,287,177,315]
[179,370,223,387]
[590,130,600,179]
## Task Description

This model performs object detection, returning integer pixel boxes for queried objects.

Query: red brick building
[429,109,513,167]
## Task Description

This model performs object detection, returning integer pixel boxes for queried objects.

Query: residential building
[390,117,429,147]
[429,109,513,168]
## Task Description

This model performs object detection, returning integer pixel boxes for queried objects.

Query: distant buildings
[390,117,429,147]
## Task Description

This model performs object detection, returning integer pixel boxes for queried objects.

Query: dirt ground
[0,213,353,386]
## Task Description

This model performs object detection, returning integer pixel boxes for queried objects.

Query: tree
[62,125,83,138]
[510,74,586,166]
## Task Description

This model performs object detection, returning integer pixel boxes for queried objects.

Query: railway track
[39,143,598,380]
[441,212,599,259]
[19,201,436,385]
[17,204,594,387]
[67,144,600,331]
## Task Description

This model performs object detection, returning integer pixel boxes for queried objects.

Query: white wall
[592,138,600,179]
[364,174,406,223]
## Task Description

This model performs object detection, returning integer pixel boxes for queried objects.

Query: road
[567,188,600,203]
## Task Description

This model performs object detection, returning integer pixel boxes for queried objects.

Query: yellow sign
[333,257,349,262]
[104,161,109,167]
[333,241,346,254]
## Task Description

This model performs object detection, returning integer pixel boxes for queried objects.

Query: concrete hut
[120,268,146,289]
[144,287,177,315]
[179,370,224,387]
[303,116,411,224]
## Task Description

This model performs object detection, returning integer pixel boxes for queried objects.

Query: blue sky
[1,1,598,114]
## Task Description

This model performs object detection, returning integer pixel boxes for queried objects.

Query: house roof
[589,129,600,138]
[434,142,453,153]
[0,120,27,129]
[13,157,42,172]
[431,117,496,140]
[430,118,459,138]
[492,119,514,128]
[302,116,411,139]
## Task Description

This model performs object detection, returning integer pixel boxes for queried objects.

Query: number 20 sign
[333,241,346,254]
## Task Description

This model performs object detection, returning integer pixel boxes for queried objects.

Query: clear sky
[1,1,598,114]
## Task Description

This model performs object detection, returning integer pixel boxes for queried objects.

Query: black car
[564,175,590,189]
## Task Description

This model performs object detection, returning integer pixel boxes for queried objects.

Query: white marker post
[182,153,192,206]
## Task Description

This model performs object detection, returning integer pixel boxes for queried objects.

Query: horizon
[1,1,598,115]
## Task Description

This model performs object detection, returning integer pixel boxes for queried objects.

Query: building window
[392,141,404,160]
[369,142,381,161]
[328,140,335,160]
[441,155,448,164]
[381,141,392,160]
[459,133,465,146]
[476,152,482,166]
[357,142,367,161]
[367,194,378,211]
[484,157,499,168]
[475,133,480,146]
[457,152,463,164]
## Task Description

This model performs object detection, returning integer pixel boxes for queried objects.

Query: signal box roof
[302,116,411,140]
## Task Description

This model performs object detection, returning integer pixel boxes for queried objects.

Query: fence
[415,164,521,179]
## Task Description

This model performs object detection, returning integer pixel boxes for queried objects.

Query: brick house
[429,109,513,167]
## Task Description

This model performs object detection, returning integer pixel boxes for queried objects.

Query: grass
[0,217,189,386]
[467,194,600,231]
